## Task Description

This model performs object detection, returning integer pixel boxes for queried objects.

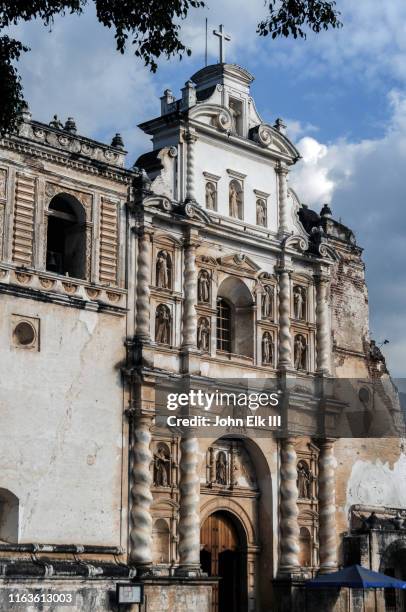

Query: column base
[318,565,338,574]
[175,564,204,577]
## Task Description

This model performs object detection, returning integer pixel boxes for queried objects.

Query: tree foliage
[0,0,342,136]
[258,0,342,39]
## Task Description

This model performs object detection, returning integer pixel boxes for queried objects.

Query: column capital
[276,161,289,175]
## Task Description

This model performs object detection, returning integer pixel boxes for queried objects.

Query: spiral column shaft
[315,274,330,374]
[279,438,300,572]
[277,163,289,235]
[185,132,196,202]
[177,435,201,572]
[278,269,292,369]
[318,439,338,572]
[135,231,152,340]
[130,415,153,566]
[182,241,197,348]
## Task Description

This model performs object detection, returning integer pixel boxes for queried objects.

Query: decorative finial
[320,203,332,218]
[18,101,32,122]
[274,118,286,134]
[213,24,231,64]
[49,115,63,130]
[64,117,77,134]
[111,133,124,149]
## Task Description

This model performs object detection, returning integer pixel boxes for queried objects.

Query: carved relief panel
[204,440,257,490]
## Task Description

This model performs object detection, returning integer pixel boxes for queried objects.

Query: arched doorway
[200,511,247,612]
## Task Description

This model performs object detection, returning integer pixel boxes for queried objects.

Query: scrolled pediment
[217,253,261,273]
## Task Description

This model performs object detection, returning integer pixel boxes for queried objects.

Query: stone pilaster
[176,434,201,575]
[182,239,198,349]
[277,267,292,370]
[130,414,153,569]
[135,229,152,341]
[318,439,338,573]
[185,131,197,203]
[279,437,300,574]
[277,162,289,236]
[315,274,330,374]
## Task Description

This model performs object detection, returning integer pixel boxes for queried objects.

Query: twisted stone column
[277,163,289,235]
[135,230,152,340]
[318,439,337,573]
[185,132,196,203]
[182,240,197,349]
[315,274,330,374]
[177,434,201,574]
[279,438,300,573]
[277,268,292,369]
[130,415,153,567]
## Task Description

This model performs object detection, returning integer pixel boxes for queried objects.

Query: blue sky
[8,0,406,376]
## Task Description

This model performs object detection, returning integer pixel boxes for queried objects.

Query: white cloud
[290,89,406,376]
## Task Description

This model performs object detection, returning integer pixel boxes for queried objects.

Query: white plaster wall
[0,295,126,545]
[194,138,279,230]
[345,451,406,512]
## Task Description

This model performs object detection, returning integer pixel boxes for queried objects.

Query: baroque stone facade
[0,63,404,612]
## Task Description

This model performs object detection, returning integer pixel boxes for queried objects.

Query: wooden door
[200,512,244,612]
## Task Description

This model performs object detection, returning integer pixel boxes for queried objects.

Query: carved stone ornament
[197,317,210,351]
[198,270,211,303]
[15,272,32,285]
[39,277,56,289]
[153,444,171,487]
[62,281,78,294]
[297,460,313,499]
[294,334,307,370]
[86,287,100,300]
[106,291,121,303]
[215,451,227,485]
[215,110,233,132]
[251,123,273,147]
[155,304,171,344]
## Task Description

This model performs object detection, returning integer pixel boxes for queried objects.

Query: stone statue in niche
[293,285,306,319]
[261,285,273,319]
[155,304,171,344]
[229,99,242,134]
[216,451,227,485]
[262,332,273,365]
[229,181,242,219]
[198,270,210,303]
[156,251,171,289]
[205,182,216,210]
[154,445,170,487]
[197,317,210,352]
[294,334,307,370]
[297,460,313,499]
[256,198,266,226]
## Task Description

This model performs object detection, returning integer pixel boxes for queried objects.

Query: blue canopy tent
[305,565,406,589]
[305,565,406,611]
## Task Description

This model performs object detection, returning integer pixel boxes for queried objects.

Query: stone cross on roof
[213,24,231,64]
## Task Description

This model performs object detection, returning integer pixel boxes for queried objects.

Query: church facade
[0,61,405,612]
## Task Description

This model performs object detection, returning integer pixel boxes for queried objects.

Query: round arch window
[13,321,36,347]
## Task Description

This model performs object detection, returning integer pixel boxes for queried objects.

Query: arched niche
[0,488,19,543]
[46,193,87,279]
[217,277,254,358]
[298,526,312,567]
[152,518,170,564]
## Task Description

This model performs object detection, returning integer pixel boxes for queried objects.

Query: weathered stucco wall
[0,294,126,545]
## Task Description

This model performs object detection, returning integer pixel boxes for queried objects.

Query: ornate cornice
[0,138,135,184]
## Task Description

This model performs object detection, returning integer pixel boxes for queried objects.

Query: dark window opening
[216,298,231,352]
[46,194,86,279]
